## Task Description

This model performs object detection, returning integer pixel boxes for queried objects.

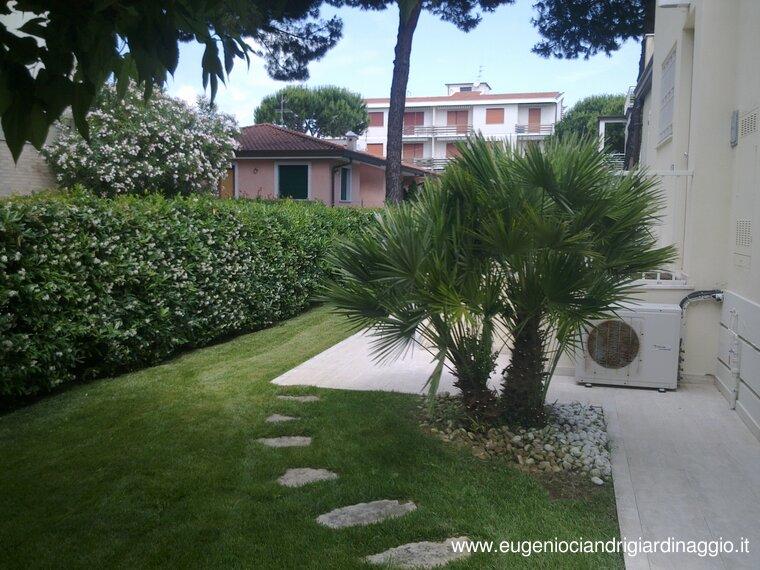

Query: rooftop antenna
[477,64,484,83]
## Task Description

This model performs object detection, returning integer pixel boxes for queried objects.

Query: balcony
[606,152,626,171]
[411,157,450,171]
[623,85,636,115]
[402,125,474,138]
[515,124,554,137]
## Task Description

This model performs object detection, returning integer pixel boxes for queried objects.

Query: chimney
[345,131,358,150]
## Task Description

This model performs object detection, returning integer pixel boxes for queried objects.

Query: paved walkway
[273,332,760,569]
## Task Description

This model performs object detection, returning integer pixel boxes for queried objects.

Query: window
[459,86,472,92]
[366,143,384,157]
[447,110,469,134]
[403,111,424,134]
[369,112,384,127]
[445,143,460,158]
[658,45,676,144]
[277,164,308,200]
[402,143,424,161]
[340,167,351,202]
[528,107,542,132]
[485,108,504,124]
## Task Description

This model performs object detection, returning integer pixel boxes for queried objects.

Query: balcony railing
[411,157,450,170]
[624,85,636,115]
[402,125,474,137]
[606,152,626,171]
[515,124,554,136]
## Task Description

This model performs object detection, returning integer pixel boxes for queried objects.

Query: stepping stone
[365,537,471,568]
[266,414,298,423]
[256,436,311,448]
[316,500,416,529]
[277,468,338,488]
[277,395,320,403]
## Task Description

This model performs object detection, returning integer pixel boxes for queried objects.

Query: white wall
[638,0,760,437]
[1,132,57,197]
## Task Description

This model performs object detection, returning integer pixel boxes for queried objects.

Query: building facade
[226,124,429,207]
[360,82,563,170]
[627,0,760,438]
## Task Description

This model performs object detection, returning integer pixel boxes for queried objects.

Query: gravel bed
[421,397,612,485]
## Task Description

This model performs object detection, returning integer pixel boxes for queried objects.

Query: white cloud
[173,84,200,106]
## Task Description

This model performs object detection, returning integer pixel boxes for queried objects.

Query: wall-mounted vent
[740,109,758,138]
[736,219,752,248]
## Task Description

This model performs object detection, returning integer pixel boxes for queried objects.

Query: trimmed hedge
[0,190,374,399]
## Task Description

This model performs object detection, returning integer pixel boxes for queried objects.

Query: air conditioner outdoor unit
[576,303,682,390]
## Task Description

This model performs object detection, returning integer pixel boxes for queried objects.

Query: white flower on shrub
[43,84,239,197]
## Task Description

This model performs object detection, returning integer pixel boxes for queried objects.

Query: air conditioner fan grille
[587,320,639,369]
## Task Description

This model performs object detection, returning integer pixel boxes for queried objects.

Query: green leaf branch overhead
[0,0,343,160]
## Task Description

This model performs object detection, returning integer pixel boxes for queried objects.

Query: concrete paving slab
[365,536,471,568]
[256,436,311,448]
[316,499,417,529]
[277,468,338,488]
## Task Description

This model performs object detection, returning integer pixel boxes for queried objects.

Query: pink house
[222,124,429,207]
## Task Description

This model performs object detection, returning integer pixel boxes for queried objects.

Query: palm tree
[324,136,674,427]
[322,172,503,418]
[457,136,675,426]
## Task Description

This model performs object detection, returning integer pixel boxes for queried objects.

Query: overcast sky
[167,0,640,125]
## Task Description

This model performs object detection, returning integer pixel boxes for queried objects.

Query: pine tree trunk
[501,312,547,427]
[385,1,422,204]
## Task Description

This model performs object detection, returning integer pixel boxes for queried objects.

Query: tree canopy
[0,1,341,160]
[554,94,626,150]
[531,0,654,59]
[254,85,368,137]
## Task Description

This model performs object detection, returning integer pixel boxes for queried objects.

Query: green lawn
[0,306,622,569]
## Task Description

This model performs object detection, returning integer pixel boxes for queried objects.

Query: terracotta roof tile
[238,123,346,152]
[235,123,430,176]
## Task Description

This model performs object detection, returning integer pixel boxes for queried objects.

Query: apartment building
[626,0,760,438]
[360,82,563,170]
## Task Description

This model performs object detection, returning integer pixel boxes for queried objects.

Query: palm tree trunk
[385,0,422,204]
[448,327,498,420]
[501,312,547,427]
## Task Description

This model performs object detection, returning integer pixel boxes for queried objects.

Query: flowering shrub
[0,190,374,400]
[43,86,239,197]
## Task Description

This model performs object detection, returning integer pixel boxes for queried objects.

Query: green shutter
[278,165,308,199]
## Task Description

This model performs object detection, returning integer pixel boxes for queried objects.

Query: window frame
[402,142,424,160]
[275,162,311,201]
[485,107,505,125]
[658,44,677,146]
[368,112,384,127]
[339,166,352,203]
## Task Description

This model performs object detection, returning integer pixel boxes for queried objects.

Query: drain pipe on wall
[678,290,724,383]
